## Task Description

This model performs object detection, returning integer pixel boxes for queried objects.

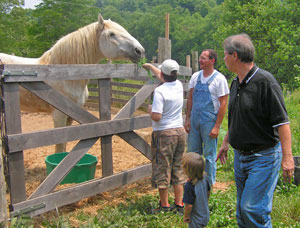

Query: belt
[236,145,273,155]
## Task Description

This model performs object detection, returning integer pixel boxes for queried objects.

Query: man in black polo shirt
[216,33,294,228]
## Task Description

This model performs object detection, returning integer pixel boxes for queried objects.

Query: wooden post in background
[186,55,191,68]
[158,13,171,63]
[165,13,169,39]
[184,55,191,99]
[192,51,199,73]
[158,38,171,63]
[0,142,8,228]
[151,56,157,63]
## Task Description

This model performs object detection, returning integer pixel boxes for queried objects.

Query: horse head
[97,14,145,63]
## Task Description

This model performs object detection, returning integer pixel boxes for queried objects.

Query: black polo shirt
[228,65,289,152]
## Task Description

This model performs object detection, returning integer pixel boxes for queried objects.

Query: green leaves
[137,57,147,68]
[215,0,300,89]
[26,0,99,57]
[137,57,152,78]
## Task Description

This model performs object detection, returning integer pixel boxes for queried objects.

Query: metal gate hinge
[3,70,38,77]
[10,202,46,217]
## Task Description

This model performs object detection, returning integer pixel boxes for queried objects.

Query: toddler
[182,152,211,227]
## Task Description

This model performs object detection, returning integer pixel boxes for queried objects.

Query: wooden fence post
[2,83,26,204]
[186,55,191,68]
[158,13,171,63]
[151,56,157,63]
[165,13,169,40]
[98,79,113,177]
[192,51,199,73]
[184,55,191,100]
[0,141,8,228]
[158,37,171,63]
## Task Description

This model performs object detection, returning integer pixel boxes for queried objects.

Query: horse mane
[38,22,103,65]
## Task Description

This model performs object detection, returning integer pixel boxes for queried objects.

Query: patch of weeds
[272,184,300,227]
[90,194,185,228]
[209,185,237,227]
[275,172,299,195]
[76,211,91,223]
[40,216,71,228]
[9,216,34,228]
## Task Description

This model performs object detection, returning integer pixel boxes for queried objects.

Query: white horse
[0,14,145,152]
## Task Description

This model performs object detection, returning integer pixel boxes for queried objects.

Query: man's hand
[216,132,229,165]
[216,145,229,165]
[282,154,295,183]
[142,63,152,70]
[184,117,191,133]
[209,126,219,138]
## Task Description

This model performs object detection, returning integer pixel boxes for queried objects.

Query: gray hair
[223,33,255,63]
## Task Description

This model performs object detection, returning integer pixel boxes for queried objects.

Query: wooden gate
[0,63,191,218]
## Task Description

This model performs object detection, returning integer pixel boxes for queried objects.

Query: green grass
[285,88,300,156]
[272,178,300,227]
[9,183,300,227]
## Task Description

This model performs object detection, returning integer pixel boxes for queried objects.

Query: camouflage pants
[151,127,186,188]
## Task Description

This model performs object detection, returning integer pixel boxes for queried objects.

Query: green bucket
[45,152,98,184]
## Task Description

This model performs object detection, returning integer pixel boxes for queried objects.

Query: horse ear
[98,14,105,31]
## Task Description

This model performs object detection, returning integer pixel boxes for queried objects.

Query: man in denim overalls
[185,49,229,186]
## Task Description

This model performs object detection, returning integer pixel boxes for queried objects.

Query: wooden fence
[0,63,192,218]
[87,74,191,109]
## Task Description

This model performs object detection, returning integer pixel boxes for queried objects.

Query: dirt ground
[6,107,232,225]
[20,107,152,196]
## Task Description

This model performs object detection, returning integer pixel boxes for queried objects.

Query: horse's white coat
[0,14,145,152]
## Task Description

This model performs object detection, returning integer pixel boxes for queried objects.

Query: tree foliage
[0,0,30,56]
[214,0,300,88]
[1,0,299,89]
[25,0,99,57]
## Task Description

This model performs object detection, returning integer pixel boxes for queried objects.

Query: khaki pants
[151,127,186,188]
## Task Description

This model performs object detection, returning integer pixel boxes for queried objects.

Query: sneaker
[151,201,170,214]
[170,203,184,215]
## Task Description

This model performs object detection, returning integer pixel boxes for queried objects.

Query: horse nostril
[135,48,142,56]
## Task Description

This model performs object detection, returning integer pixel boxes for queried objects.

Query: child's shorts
[151,127,186,188]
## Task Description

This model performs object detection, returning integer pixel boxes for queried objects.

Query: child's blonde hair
[183,152,206,185]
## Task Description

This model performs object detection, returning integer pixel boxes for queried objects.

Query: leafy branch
[137,57,152,78]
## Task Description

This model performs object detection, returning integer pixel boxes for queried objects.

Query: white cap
[159,59,179,75]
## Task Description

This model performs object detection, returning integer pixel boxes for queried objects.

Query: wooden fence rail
[87,75,191,109]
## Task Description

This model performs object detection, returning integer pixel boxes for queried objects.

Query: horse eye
[109,32,115,37]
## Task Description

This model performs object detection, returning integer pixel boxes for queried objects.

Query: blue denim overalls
[187,71,218,185]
